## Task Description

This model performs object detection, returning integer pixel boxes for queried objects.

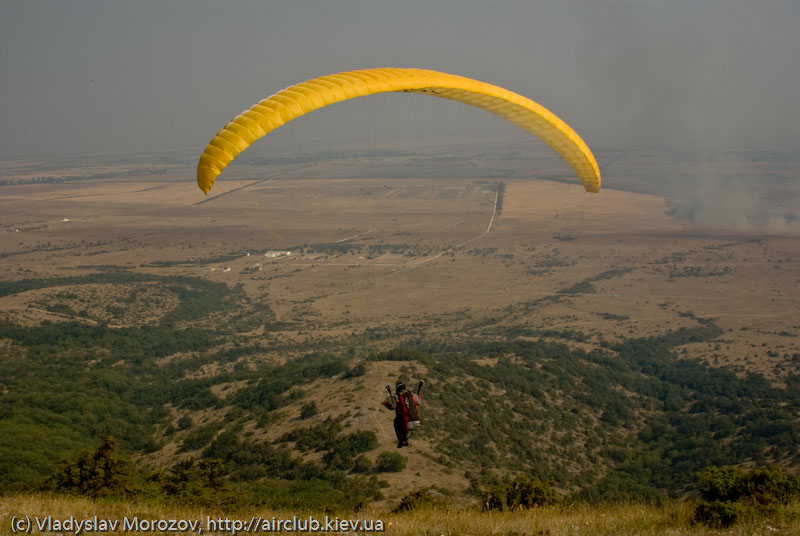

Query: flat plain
[2,150,798,377]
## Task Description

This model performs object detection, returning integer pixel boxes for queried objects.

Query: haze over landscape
[4,0,800,154]
[1,1,800,534]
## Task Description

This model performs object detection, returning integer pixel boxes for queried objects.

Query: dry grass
[2,495,799,535]
[381,502,800,535]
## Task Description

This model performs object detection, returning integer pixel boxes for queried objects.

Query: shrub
[507,475,560,508]
[46,436,130,497]
[320,430,378,470]
[738,466,800,506]
[352,455,372,473]
[375,451,407,473]
[482,485,507,511]
[696,465,742,503]
[482,475,559,511]
[694,499,741,528]
[180,423,222,452]
[299,401,318,420]
[343,362,367,378]
[697,465,800,506]
[694,465,800,528]
[347,430,378,454]
[202,429,239,460]
[393,487,443,512]
[281,418,341,452]
[158,458,229,501]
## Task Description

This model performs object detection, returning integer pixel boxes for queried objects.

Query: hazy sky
[2,0,800,157]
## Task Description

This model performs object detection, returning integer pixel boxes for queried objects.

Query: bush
[281,418,341,452]
[180,423,222,452]
[697,465,800,506]
[321,430,378,470]
[375,451,407,473]
[157,459,229,503]
[393,487,444,512]
[202,429,239,460]
[46,436,130,497]
[482,485,507,511]
[299,401,318,419]
[177,416,193,430]
[694,499,741,528]
[508,475,560,508]
[347,430,378,454]
[343,362,367,378]
[482,475,559,511]
[352,455,372,473]
[696,465,742,503]
[694,465,800,528]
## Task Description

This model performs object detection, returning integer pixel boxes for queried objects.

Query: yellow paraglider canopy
[197,68,600,194]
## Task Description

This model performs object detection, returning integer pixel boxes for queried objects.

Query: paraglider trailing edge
[196,68,601,195]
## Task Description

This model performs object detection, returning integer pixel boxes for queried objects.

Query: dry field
[2,156,798,382]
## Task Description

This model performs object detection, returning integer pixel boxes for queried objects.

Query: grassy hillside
[1,267,799,510]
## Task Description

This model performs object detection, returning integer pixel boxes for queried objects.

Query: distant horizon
[4,139,800,162]
[3,1,800,157]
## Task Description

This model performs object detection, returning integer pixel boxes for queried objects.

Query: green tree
[47,436,130,497]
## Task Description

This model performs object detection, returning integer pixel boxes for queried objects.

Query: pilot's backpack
[406,392,421,430]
